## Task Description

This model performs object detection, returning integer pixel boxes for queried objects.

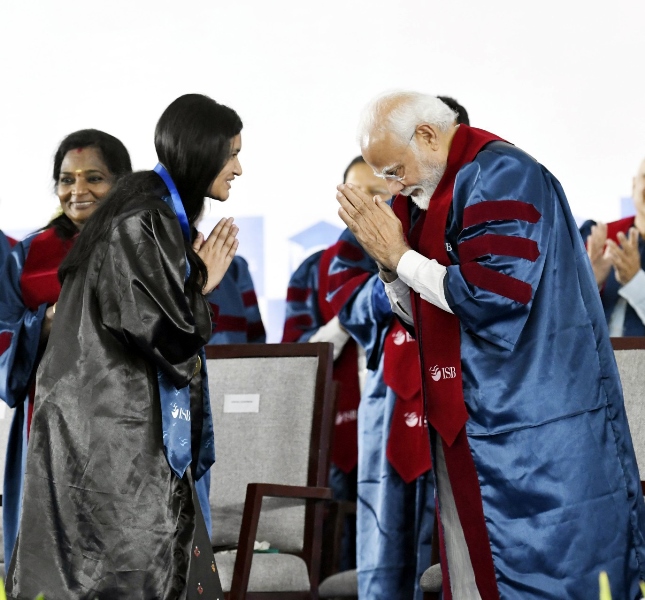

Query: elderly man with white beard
[336,91,645,600]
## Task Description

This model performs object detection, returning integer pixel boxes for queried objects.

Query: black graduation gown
[6,196,214,599]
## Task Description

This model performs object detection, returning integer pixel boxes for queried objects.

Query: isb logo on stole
[171,402,191,421]
[429,365,457,382]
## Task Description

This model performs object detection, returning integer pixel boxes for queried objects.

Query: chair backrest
[612,337,645,483]
[205,343,333,553]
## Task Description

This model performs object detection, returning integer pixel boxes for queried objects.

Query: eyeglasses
[373,131,415,183]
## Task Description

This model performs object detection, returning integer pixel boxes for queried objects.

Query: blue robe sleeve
[0,231,13,270]
[282,250,325,343]
[327,228,392,370]
[232,256,266,343]
[444,144,553,351]
[0,238,47,407]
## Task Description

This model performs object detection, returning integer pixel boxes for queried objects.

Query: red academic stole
[393,125,505,447]
[318,244,360,473]
[383,320,431,483]
[606,216,635,243]
[393,125,505,600]
[584,216,634,251]
[20,228,74,311]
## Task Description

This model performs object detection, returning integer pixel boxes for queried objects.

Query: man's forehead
[363,131,404,169]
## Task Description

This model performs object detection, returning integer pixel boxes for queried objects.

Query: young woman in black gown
[6,94,243,600]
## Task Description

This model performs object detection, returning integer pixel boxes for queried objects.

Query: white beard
[401,160,446,211]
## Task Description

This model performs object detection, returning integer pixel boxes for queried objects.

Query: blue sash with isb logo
[154,163,215,481]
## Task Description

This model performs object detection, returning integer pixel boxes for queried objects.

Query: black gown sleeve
[97,206,212,388]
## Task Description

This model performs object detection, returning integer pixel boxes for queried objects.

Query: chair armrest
[227,483,332,600]
[247,482,332,501]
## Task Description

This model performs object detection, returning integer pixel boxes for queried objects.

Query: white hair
[357,91,458,149]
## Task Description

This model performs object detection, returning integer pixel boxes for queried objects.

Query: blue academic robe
[0,231,59,564]
[282,249,361,571]
[327,228,434,600]
[0,231,16,270]
[395,128,645,599]
[282,250,325,343]
[205,255,266,345]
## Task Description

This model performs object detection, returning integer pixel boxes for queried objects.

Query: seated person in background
[206,254,265,344]
[580,157,645,335]
[0,129,132,565]
[281,156,385,572]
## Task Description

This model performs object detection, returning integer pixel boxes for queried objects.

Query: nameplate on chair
[223,394,260,413]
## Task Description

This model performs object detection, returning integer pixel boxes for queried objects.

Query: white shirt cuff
[396,250,452,313]
[308,316,351,360]
[381,275,414,325]
[618,269,645,323]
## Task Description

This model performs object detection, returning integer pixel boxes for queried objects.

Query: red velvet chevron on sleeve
[462,200,541,228]
[458,234,539,264]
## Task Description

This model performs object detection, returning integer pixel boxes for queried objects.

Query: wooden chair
[317,499,358,599]
[420,337,645,599]
[205,343,335,599]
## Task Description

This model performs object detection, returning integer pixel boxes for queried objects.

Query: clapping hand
[193,217,239,294]
[606,227,641,286]
[586,222,612,287]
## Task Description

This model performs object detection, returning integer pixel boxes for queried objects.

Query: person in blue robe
[282,245,362,574]
[579,157,645,336]
[0,130,132,567]
[337,90,645,600]
[327,226,434,600]
[325,153,442,599]
[206,254,265,344]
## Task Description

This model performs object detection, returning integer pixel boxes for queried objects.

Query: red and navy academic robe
[0,227,72,565]
[394,124,645,599]
[282,247,362,477]
[326,230,434,600]
[579,216,645,336]
[283,248,365,572]
[205,255,265,345]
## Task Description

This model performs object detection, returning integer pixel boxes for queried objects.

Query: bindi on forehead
[75,147,84,153]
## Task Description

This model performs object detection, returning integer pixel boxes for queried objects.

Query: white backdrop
[1,0,644,338]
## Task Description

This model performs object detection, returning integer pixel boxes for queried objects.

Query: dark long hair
[155,94,243,224]
[45,129,132,240]
[59,94,243,294]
